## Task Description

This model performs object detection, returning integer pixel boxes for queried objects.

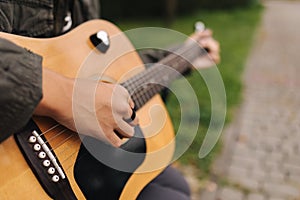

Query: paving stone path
[199,1,300,200]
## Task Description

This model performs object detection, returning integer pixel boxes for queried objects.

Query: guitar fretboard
[121,40,206,110]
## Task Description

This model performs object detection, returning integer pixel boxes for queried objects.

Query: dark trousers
[137,166,191,200]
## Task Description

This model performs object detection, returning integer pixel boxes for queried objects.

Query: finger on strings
[200,38,219,54]
[202,29,213,36]
[204,39,220,63]
[123,105,138,125]
[116,120,135,138]
[192,29,212,41]
[128,114,139,126]
[128,97,135,109]
[105,130,123,147]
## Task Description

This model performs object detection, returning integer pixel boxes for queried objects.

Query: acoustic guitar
[0,20,207,199]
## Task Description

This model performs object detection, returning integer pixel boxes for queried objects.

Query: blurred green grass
[116,5,263,178]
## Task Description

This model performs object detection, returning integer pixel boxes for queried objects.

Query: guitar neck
[121,41,206,110]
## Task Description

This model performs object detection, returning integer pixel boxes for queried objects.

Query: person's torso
[0,0,100,37]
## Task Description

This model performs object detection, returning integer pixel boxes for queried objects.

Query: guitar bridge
[14,119,77,200]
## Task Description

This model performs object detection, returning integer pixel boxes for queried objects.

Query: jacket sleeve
[0,38,43,142]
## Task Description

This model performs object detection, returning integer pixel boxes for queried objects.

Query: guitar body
[0,20,175,199]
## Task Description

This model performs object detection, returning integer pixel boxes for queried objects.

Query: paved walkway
[200,1,300,200]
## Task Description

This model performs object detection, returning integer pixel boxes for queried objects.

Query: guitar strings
[126,54,191,108]
[39,127,79,170]
[123,63,166,108]
[63,150,92,173]
[46,129,68,144]
[35,123,74,154]
[38,123,60,137]
[61,151,82,172]
[50,132,75,151]
[33,39,205,169]
[36,124,68,145]
[124,42,204,108]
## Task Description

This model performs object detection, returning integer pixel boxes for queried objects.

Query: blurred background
[99,0,300,199]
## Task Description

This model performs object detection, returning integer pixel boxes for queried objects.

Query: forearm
[34,68,73,120]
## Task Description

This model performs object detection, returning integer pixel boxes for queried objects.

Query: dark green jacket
[0,0,100,142]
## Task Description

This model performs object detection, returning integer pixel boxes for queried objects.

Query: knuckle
[118,104,130,116]
[107,133,120,146]
[127,127,134,136]
[118,85,129,96]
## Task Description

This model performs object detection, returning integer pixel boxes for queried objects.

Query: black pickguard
[74,126,146,200]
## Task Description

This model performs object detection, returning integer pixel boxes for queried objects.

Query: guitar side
[0,20,175,199]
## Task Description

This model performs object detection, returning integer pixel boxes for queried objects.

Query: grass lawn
[115,5,263,179]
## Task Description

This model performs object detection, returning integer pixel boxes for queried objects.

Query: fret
[143,85,152,101]
[147,84,157,99]
[132,93,143,110]
[121,40,207,111]
[140,89,147,105]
